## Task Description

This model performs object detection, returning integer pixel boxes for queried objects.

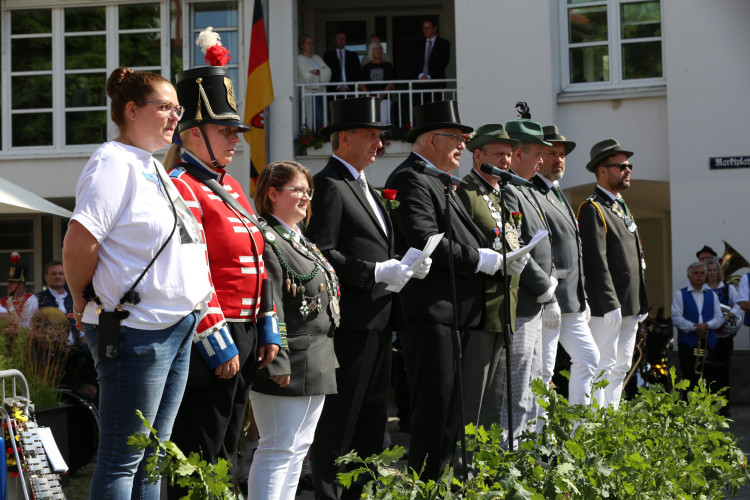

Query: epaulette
[168,166,187,178]
[576,196,607,234]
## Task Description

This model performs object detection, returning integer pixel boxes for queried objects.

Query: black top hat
[586,138,633,172]
[696,245,718,259]
[408,101,473,143]
[319,97,393,136]
[176,66,250,134]
[8,252,25,283]
[542,125,576,155]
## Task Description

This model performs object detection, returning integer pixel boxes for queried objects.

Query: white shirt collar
[270,214,301,242]
[426,36,437,43]
[597,185,621,201]
[689,283,709,293]
[333,154,364,181]
[536,174,555,189]
[48,287,68,300]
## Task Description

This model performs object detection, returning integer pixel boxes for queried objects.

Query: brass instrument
[720,303,742,336]
[693,335,709,378]
[720,240,749,287]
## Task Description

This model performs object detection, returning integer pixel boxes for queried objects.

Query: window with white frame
[188,1,239,84]
[3,2,168,149]
[563,0,663,89]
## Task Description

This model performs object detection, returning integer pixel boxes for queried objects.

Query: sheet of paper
[38,426,68,473]
[505,229,548,261]
[386,233,444,292]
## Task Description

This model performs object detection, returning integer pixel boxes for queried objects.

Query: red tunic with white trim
[169,160,266,368]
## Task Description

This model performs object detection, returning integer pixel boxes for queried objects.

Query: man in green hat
[531,126,599,412]
[457,124,526,430]
[501,117,556,445]
[577,138,648,409]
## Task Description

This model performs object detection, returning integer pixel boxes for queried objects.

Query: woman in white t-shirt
[297,34,331,130]
[63,67,211,500]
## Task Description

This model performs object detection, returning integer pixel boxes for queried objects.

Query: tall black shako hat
[175,28,248,168]
[319,97,392,136]
[408,100,473,143]
[8,251,26,283]
[176,66,249,134]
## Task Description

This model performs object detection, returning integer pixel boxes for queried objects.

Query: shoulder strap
[577,196,607,234]
[180,163,263,234]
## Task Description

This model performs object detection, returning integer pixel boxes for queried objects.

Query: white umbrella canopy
[0,177,72,218]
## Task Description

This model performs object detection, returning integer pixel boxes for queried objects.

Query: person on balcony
[359,41,395,124]
[323,31,361,94]
[412,17,450,105]
[298,34,331,130]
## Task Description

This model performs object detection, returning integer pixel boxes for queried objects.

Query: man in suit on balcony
[412,17,450,105]
[323,31,361,94]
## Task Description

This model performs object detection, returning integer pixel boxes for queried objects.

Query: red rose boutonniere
[377,189,400,210]
[512,211,523,229]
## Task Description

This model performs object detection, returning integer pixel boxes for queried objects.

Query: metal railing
[296,78,458,133]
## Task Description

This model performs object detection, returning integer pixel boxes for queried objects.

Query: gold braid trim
[576,200,607,234]
[195,79,242,121]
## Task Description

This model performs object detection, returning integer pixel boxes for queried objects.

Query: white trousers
[540,311,600,406]
[588,315,640,408]
[247,392,325,500]
[500,311,542,445]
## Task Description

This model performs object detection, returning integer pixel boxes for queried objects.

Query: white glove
[584,301,591,323]
[536,276,558,304]
[504,253,530,276]
[476,248,502,275]
[412,257,432,279]
[375,259,413,287]
[637,312,648,323]
[542,302,562,330]
[604,307,623,329]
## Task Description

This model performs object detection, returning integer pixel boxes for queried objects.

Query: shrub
[337,369,749,499]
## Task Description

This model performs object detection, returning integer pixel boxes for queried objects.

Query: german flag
[243,0,274,197]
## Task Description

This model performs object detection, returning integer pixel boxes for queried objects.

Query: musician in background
[705,258,742,415]
[671,261,723,393]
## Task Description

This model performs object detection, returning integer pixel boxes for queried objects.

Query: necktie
[616,198,630,216]
[338,50,346,81]
[551,184,565,205]
[423,39,433,75]
[357,172,388,235]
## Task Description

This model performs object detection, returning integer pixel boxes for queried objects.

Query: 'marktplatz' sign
[710,156,750,169]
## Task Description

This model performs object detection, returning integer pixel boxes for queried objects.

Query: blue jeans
[84,312,197,499]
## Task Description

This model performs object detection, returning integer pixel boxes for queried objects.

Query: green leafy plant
[0,312,70,410]
[338,369,749,499]
[128,410,236,499]
[294,125,329,151]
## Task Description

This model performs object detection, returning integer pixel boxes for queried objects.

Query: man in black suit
[413,18,450,105]
[323,31,361,94]
[577,138,648,409]
[501,118,556,445]
[307,97,430,500]
[532,126,599,410]
[385,101,525,479]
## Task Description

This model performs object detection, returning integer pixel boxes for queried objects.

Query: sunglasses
[604,163,633,171]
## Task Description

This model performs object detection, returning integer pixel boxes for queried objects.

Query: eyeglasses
[277,186,314,199]
[139,101,185,120]
[604,162,633,171]
[433,133,467,145]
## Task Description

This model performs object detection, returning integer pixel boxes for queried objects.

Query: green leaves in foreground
[337,368,749,499]
[127,410,236,499]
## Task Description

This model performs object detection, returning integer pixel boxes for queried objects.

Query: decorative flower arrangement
[377,189,400,210]
[381,122,412,143]
[512,211,523,228]
[294,125,329,151]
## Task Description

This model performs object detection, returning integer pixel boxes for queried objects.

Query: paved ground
[57,405,750,499]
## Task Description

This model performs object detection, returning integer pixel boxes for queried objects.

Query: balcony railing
[296,78,458,133]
